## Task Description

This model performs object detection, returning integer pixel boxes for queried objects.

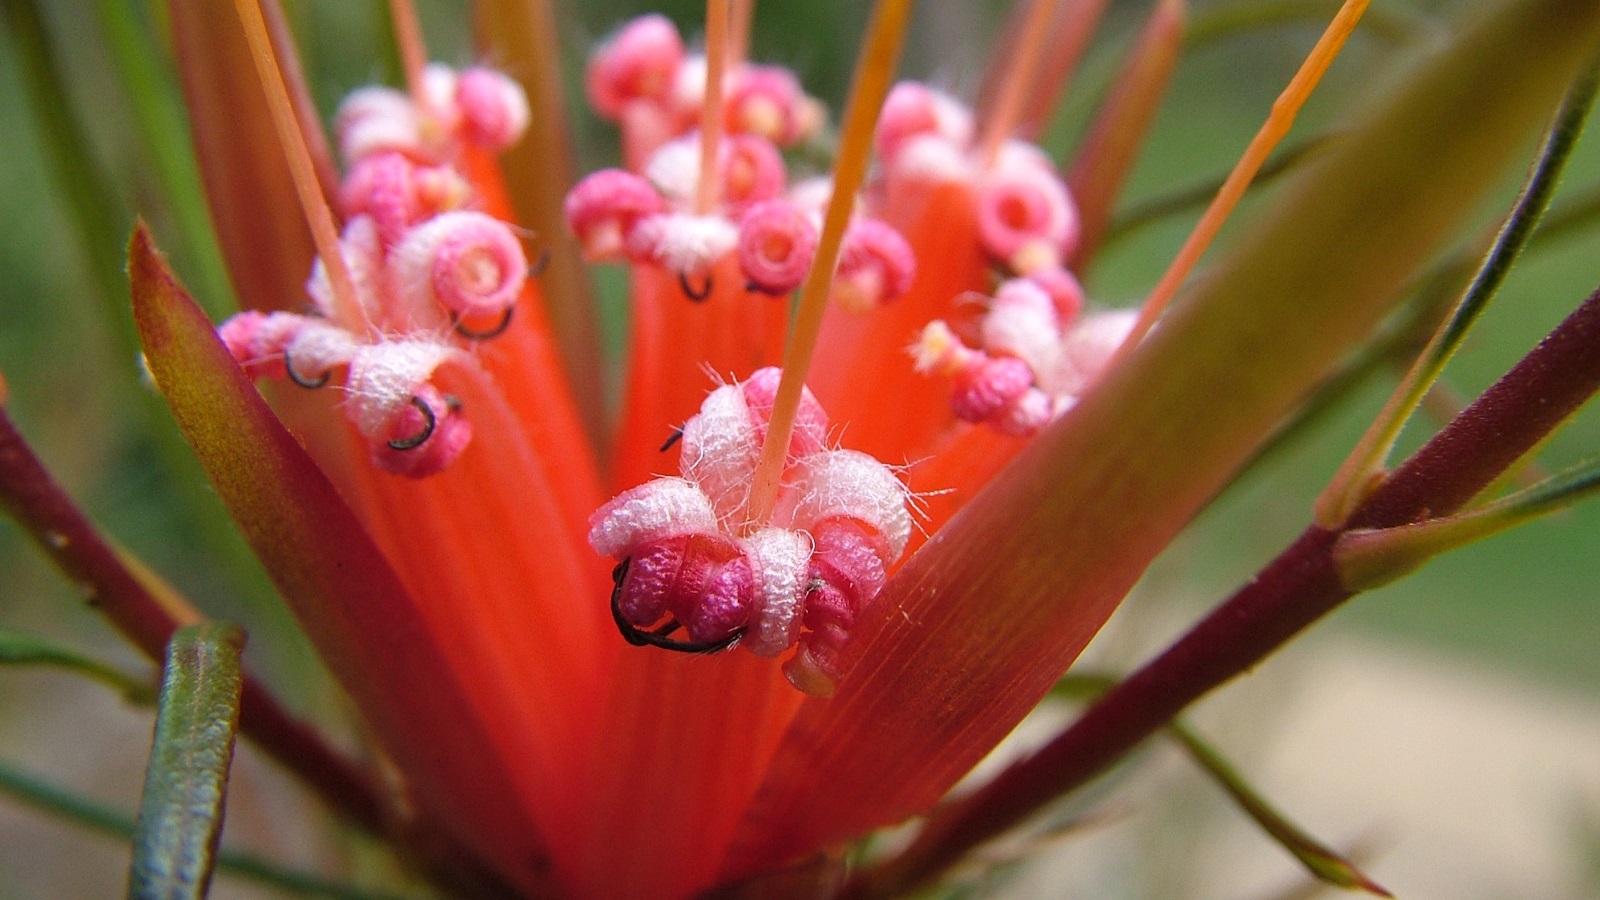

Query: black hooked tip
[283,349,331,389]
[659,427,684,453]
[528,247,551,278]
[744,281,792,297]
[679,270,713,302]
[609,557,745,654]
[387,395,437,451]
[451,306,516,341]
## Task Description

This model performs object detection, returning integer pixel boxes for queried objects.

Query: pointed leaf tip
[130,225,555,894]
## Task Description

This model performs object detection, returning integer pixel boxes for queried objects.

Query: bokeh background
[0,1,1596,897]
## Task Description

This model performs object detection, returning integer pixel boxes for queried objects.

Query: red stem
[849,281,1600,897]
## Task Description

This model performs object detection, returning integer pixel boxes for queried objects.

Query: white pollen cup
[628,213,739,274]
[586,477,718,558]
[983,279,1064,393]
[286,321,360,375]
[741,527,813,657]
[342,340,462,438]
[335,86,424,164]
[774,449,912,559]
[643,136,703,207]
[678,384,761,524]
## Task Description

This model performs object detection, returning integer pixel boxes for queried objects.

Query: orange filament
[389,0,429,105]
[978,0,1062,167]
[729,0,756,72]
[1111,0,1371,367]
[233,0,364,332]
[746,0,914,525]
[698,0,731,214]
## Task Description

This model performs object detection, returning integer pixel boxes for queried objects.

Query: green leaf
[1169,723,1391,896]
[130,622,246,900]
[0,627,155,702]
[0,758,425,900]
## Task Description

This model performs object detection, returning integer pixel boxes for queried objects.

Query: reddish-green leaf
[725,0,1600,879]
[130,225,549,895]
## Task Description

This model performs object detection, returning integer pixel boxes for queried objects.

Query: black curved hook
[679,270,713,302]
[386,395,437,451]
[609,558,745,654]
[451,306,516,341]
[528,248,550,278]
[744,281,791,297]
[283,349,331,389]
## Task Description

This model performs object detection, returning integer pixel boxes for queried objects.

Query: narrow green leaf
[130,622,246,900]
[0,759,425,900]
[1318,61,1600,525]
[0,627,155,702]
[1169,724,1392,896]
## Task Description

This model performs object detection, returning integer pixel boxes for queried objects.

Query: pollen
[589,368,911,696]
[216,60,535,478]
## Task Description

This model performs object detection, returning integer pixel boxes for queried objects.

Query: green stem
[0,627,156,702]
[0,759,424,900]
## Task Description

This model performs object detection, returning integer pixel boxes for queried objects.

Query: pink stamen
[565,169,666,261]
[975,155,1079,273]
[726,65,807,145]
[833,218,916,313]
[455,67,532,150]
[717,133,787,212]
[737,200,818,295]
[950,355,1035,423]
[585,14,686,119]
[388,211,528,320]
[368,382,472,479]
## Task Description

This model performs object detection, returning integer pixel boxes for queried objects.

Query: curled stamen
[386,395,437,450]
[450,306,516,341]
[283,349,332,389]
[680,270,714,301]
[608,559,745,654]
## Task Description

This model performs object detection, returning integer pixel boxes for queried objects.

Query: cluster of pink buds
[566,143,915,306]
[217,64,534,478]
[875,82,1080,282]
[569,15,915,310]
[914,277,1136,436]
[585,14,827,166]
[588,367,913,697]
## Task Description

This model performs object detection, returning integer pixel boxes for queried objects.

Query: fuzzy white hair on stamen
[775,449,913,560]
[342,340,461,437]
[741,527,813,657]
[587,477,718,558]
[630,213,739,275]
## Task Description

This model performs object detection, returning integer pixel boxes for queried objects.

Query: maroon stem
[0,403,386,835]
[850,283,1600,898]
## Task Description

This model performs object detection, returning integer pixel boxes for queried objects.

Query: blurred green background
[0,0,1596,897]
